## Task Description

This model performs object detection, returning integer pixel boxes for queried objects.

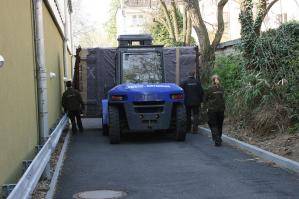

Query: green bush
[214,54,243,92]
[213,22,299,134]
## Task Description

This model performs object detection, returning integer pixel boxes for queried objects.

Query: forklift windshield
[122,51,163,84]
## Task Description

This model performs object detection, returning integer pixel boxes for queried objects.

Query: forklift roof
[118,34,153,47]
[118,34,153,41]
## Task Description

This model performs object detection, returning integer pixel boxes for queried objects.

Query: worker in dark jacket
[180,70,204,133]
[62,81,85,134]
[205,75,225,146]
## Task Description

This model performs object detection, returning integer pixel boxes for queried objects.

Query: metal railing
[7,115,68,199]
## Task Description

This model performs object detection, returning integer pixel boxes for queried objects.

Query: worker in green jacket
[205,75,225,146]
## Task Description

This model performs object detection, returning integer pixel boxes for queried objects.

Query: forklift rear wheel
[109,106,121,144]
[175,105,187,141]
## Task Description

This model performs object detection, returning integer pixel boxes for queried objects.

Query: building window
[276,13,288,24]
[223,12,230,34]
[138,15,144,26]
[132,15,137,24]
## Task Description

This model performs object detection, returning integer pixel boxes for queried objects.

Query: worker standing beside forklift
[62,81,85,134]
[180,70,204,133]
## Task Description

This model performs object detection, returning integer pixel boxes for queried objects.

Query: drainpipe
[33,0,51,179]
[63,0,69,78]
[33,0,49,144]
[69,8,74,77]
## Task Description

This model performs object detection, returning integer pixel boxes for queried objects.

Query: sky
[72,0,112,47]
[79,0,111,27]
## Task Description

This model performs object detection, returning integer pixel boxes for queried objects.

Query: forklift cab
[115,34,165,85]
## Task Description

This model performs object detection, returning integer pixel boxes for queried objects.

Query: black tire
[175,105,187,141]
[102,118,109,136]
[109,106,121,144]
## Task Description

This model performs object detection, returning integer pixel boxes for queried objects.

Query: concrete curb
[199,127,299,173]
[46,132,71,199]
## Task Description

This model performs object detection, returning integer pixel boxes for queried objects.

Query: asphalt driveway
[55,118,299,199]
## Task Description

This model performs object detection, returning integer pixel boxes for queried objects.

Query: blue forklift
[102,35,187,144]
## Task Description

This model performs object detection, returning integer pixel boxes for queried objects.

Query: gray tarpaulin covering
[163,48,176,83]
[163,47,197,83]
[79,47,197,117]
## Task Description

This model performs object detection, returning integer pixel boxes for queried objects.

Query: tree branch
[182,4,188,44]
[266,0,279,16]
[211,0,229,49]
[170,0,180,41]
[254,0,279,35]
[153,16,173,35]
[183,0,210,50]
[158,0,175,40]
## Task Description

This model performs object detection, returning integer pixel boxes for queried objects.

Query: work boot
[210,127,218,141]
[192,125,198,134]
[214,141,221,147]
[215,133,222,147]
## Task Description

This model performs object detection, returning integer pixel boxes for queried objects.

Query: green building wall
[0,0,72,190]
[0,0,39,186]
[43,2,66,128]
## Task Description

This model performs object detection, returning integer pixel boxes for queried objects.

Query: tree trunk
[185,11,192,45]
[200,48,215,76]
[239,0,278,69]
[184,0,228,79]
[239,0,256,69]
[170,1,180,42]
[186,0,210,53]
[182,5,187,44]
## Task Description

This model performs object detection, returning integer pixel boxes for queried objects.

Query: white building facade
[200,0,299,42]
[116,0,299,42]
[116,0,159,35]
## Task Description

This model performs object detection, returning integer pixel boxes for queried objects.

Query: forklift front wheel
[109,106,121,144]
[175,105,187,141]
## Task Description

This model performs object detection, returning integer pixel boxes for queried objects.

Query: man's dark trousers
[186,105,199,132]
[68,110,83,133]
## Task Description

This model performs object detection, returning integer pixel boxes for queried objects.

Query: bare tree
[183,0,229,76]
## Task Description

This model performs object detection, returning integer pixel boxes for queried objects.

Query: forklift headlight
[111,95,126,101]
[171,93,184,100]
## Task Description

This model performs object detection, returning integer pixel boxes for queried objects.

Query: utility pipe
[33,0,50,180]
[33,0,49,144]
[69,2,74,77]
[63,0,69,78]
